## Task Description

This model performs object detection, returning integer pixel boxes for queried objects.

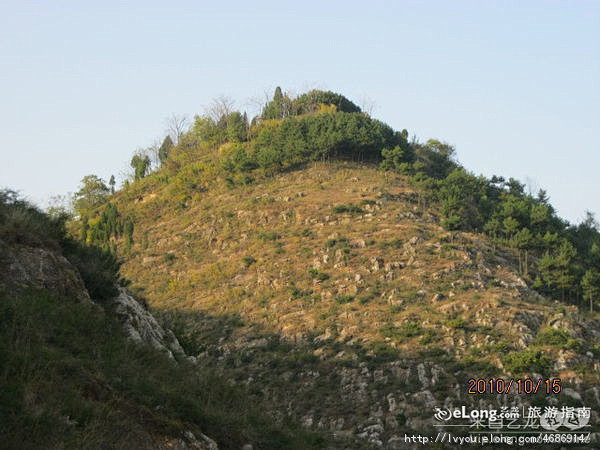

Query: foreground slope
[0,194,323,450]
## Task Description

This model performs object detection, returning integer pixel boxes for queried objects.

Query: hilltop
[69,88,600,447]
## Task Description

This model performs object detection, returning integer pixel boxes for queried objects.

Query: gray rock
[111,288,186,360]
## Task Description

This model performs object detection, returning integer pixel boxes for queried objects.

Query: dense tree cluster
[214,88,412,174]
[261,88,362,120]
[378,139,600,310]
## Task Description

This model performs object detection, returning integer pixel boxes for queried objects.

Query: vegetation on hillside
[73,87,600,312]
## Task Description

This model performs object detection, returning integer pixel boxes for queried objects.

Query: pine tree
[109,175,116,194]
[582,269,600,312]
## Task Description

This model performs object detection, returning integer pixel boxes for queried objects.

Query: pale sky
[1,1,598,224]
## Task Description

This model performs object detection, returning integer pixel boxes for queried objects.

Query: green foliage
[368,341,400,363]
[332,203,363,214]
[324,236,349,248]
[380,146,411,173]
[73,175,110,216]
[501,349,551,375]
[291,89,362,115]
[158,135,174,165]
[308,268,330,282]
[258,231,281,241]
[534,328,581,351]
[225,111,248,142]
[379,237,403,249]
[381,322,423,339]
[131,151,151,181]
[0,290,324,449]
[0,189,68,245]
[335,295,354,304]
[582,268,600,311]
[261,86,294,120]
[251,111,402,171]
[261,88,361,120]
[446,317,467,329]
[242,255,256,268]
[413,139,457,180]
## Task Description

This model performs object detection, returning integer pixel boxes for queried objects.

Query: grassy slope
[116,161,598,373]
[0,287,324,450]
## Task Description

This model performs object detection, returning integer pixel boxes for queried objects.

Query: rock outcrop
[111,287,187,360]
[0,240,91,302]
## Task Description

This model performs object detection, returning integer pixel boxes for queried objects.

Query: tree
[109,175,116,194]
[582,269,600,312]
[158,135,174,165]
[380,146,410,172]
[80,215,89,242]
[511,227,533,275]
[413,139,457,179]
[130,151,151,180]
[165,113,189,144]
[226,111,248,142]
[73,175,110,216]
[503,216,519,238]
[46,193,73,219]
[206,96,235,122]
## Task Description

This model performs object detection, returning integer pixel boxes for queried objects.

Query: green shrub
[258,231,281,241]
[368,342,399,363]
[308,268,330,282]
[332,203,363,214]
[381,322,423,339]
[502,350,551,374]
[534,328,570,346]
[446,317,467,329]
[335,295,354,304]
[242,256,256,268]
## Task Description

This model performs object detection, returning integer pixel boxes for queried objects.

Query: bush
[534,328,582,352]
[258,231,281,241]
[308,268,330,282]
[502,350,551,375]
[332,203,363,214]
[335,295,354,304]
[381,322,423,339]
[242,256,256,268]
[61,241,121,301]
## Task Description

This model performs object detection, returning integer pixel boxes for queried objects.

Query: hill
[69,88,600,447]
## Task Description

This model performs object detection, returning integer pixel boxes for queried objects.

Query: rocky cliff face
[0,240,91,302]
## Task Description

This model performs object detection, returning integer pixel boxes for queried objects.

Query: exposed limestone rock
[0,241,91,302]
[370,256,384,272]
[111,288,186,361]
[160,430,218,449]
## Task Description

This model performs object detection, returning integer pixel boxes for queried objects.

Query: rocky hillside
[0,193,323,449]
[107,160,599,447]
